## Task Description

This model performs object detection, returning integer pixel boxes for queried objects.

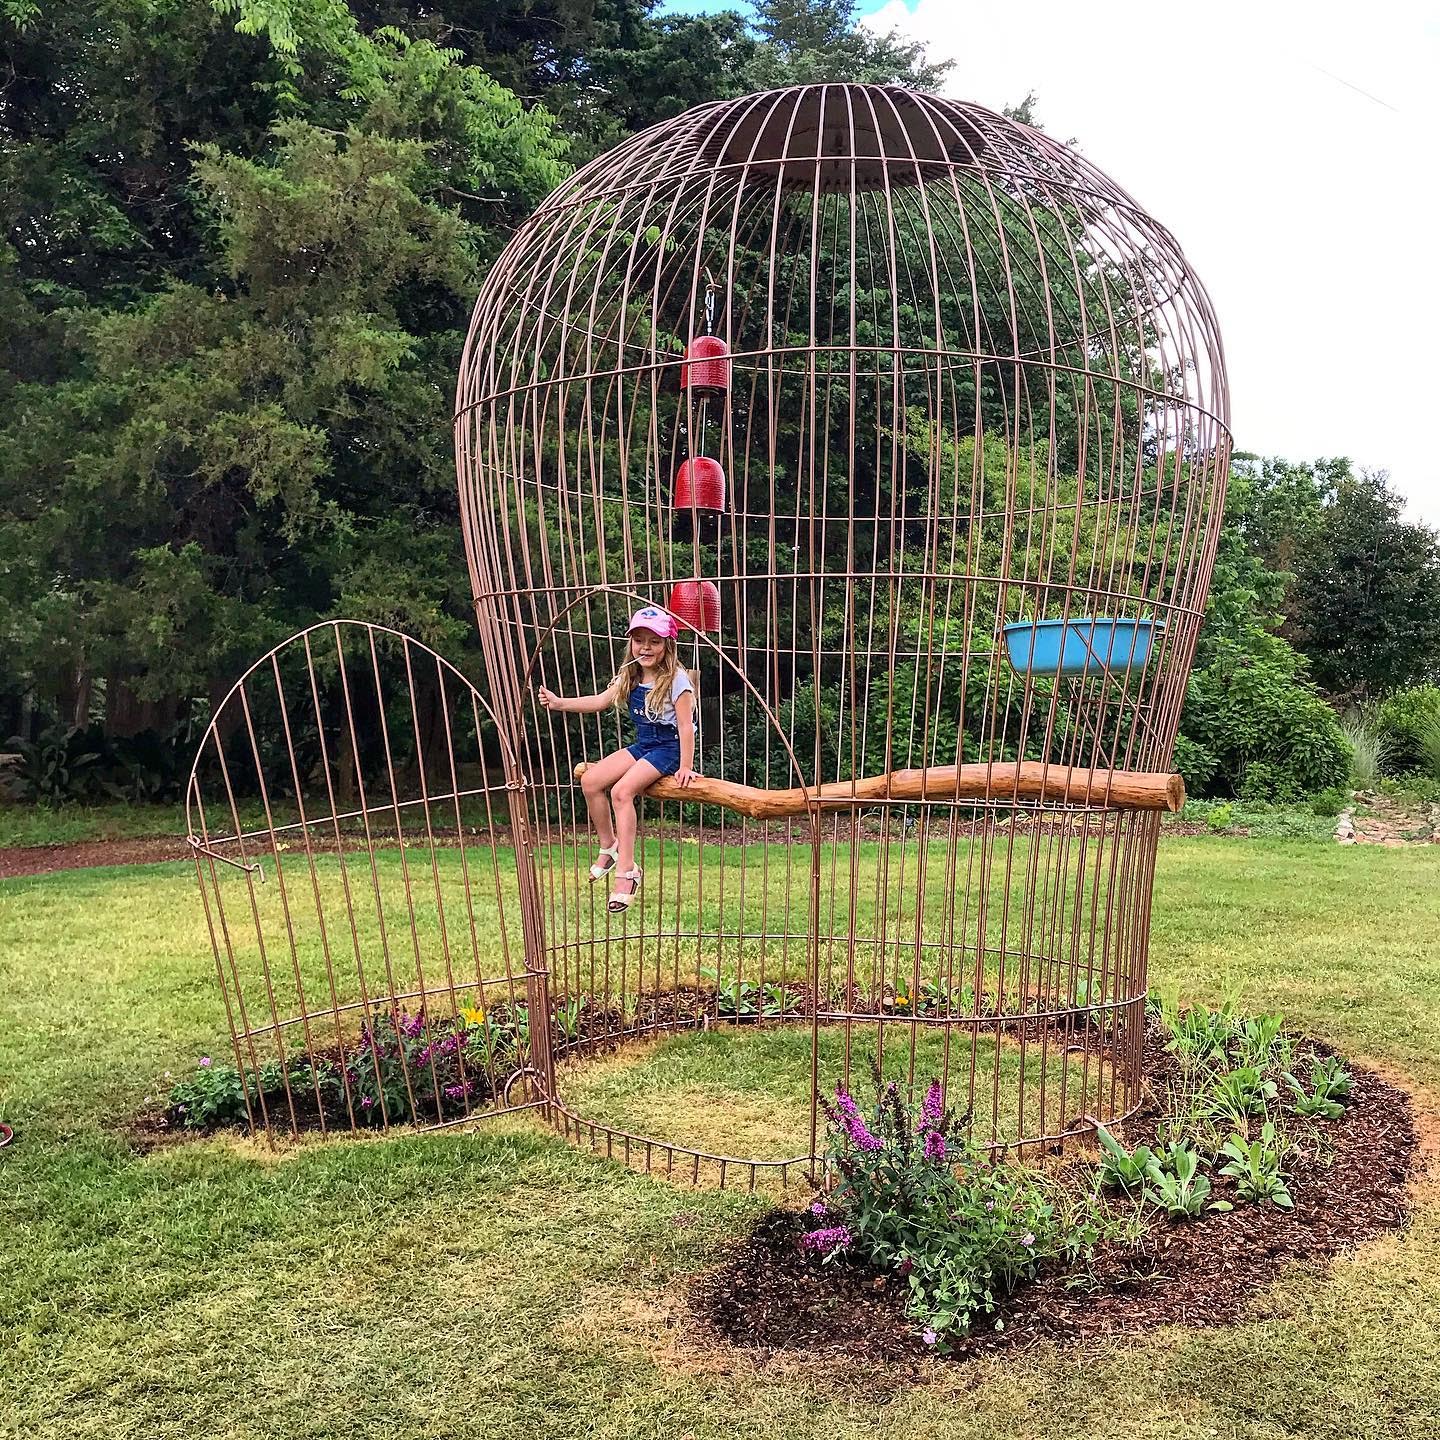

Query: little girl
[537,605,698,913]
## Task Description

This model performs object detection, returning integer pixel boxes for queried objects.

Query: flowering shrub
[806,1069,1104,1346]
[166,996,573,1132]
[168,1054,250,1128]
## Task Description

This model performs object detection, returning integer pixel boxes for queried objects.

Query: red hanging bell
[668,580,721,633]
[681,335,730,394]
[674,456,725,511]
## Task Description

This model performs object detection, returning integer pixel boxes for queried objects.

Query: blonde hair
[614,636,688,721]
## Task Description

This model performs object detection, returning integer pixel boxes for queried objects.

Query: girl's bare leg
[580,748,637,853]
[610,759,663,879]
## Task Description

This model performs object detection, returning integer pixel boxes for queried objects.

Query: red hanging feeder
[681,335,730,394]
[674,456,725,511]
[668,580,721,633]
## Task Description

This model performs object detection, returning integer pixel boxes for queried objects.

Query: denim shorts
[626,734,683,776]
[626,690,684,776]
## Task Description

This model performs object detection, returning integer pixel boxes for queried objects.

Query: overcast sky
[667,0,1440,524]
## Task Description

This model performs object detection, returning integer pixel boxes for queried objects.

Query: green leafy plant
[760,983,800,1019]
[1181,635,1350,802]
[1206,1066,1278,1125]
[551,996,587,1046]
[465,1008,522,1071]
[1377,685,1440,778]
[1068,975,1107,1014]
[1285,1053,1353,1118]
[714,979,798,1021]
[916,981,952,1014]
[1218,1122,1293,1208]
[807,1069,1122,1347]
[1309,1053,1354,1101]
[715,978,760,1021]
[1285,1078,1344,1120]
[1144,1142,1224,1219]
[1168,999,1239,1062]
[1234,1012,1288,1072]
[5,726,102,803]
[168,1057,251,1129]
[1206,802,1235,832]
[1094,1125,1157,1193]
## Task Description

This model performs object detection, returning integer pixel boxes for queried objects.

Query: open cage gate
[187,84,1229,1182]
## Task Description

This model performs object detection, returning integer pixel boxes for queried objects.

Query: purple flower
[922,1327,939,1346]
[985,1199,995,1212]
[809,1201,827,1217]
[199,1056,213,1068]
[1021,1232,1035,1247]
[443,1083,469,1101]
[833,1087,882,1149]
[922,1130,947,1162]
[359,1095,375,1109]
[843,1112,884,1152]
[799,1226,852,1256]
[400,1010,427,1040]
[919,1080,943,1126]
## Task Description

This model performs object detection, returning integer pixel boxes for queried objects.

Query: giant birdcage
[190,84,1228,1179]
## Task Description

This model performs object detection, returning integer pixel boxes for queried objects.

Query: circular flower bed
[691,1003,1418,1363]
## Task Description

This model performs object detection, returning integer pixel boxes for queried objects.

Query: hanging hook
[703,267,719,336]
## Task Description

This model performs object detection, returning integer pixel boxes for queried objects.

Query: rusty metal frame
[190,84,1229,1174]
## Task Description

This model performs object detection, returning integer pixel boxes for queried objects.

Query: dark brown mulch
[0,828,498,880]
[0,835,192,877]
[691,1056,1419,1365]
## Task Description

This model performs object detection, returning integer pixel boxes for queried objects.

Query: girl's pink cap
[627,605,678,640]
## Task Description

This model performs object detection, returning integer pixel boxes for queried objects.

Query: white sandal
[589,844,619,882]
[607,867,642,914]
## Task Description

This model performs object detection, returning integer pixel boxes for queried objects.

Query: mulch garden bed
[690,1033,1419,1365]
[0,835,193,877]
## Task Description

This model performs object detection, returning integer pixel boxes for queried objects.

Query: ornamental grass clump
[803,1067,1107,1347]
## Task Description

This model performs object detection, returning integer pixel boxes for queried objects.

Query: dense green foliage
[0,0,946,767]
[1174,456,1440,799]
[1289,472,1440,696]
[1174,461,1350,800]
[809,1069,1118,1347]
[1,0,571,756]
[1376,685,1440,780]
[3,0,1436,804]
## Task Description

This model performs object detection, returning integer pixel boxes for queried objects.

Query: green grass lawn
[0,799,187,847]
[3,837,1440,1438]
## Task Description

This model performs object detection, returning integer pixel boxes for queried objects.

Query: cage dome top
[459,83,1228,432]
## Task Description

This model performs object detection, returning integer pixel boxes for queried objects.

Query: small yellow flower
[461,1004,486,1026]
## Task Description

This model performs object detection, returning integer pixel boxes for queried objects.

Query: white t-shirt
[638,671,696,729]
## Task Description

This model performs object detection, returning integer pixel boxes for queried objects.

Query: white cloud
[862,0,1440,524]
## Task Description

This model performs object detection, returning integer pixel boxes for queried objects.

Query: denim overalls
[624,684,683,775]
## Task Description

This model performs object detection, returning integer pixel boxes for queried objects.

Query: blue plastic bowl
[1001,618,1163,679]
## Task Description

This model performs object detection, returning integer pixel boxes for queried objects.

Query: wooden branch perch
[572,760,1185,817]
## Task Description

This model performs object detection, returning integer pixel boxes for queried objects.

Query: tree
[1288,469,1440,696]
[0,0,565,749]
[744,0,951,89]
[1175,465,1349,800]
